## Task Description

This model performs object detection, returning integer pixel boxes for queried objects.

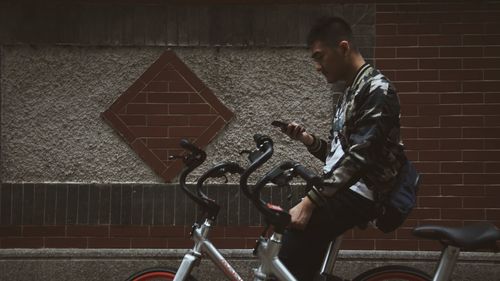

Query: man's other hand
[284,122,314,146]
[289,196,316,230]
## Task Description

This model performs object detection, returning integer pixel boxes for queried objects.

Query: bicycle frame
[173,218,244,281]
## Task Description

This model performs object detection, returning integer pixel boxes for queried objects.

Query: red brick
[440,139,484,150]
[211,238,247,249]
[440,93,484,104]
[419,12,463,23]
[441,23,485,35]
[376,239,418,250]
[485,139,500,149]
[152,149,169,160]
[463,151,500,161]
[463,105,500,115]
[397,47,439,58]
[485,93,500,103]
[376,36,418,47]
[485,163,500,173]
[127,103,168,114]
[401,104,418,116]
[463,35,500,45]
[45,238,87,248]
[396,70,438,81]
[169,126,206,137]
[420,196,463,209]
[147,92,189,103]
[419,151,461,161]
[487,209,500,220]
[131,93,147,103]
[464,81,500,93]
[399,93,439,104]
[198,89,234,122]
[340,239,374,250]
[419,82,461,92]
[418,128,462,138]
[419,35,462,46]
[167,238,192,248]
[405,150,419,161]
[119,115,147,126]
[150,226,186,237]
[147,115,189,126]
[377,4,397,12]
[462,11,500,23]
[1,238,44,248]
[464,58,500,69]
[225,226,265,238]
[402,218,418,228]
[393,82,418,92]
[419,104,461,116]
[153,69,184,82]
[66,225,109,237]
[485,23,500,34]
[408,208,440,220]
[169,104,211,114]
[401,116,439,127]
[102,110,136,143]
[441,162,483,173]
[375,58,418,70]
[442,209,485,220]
[401,128,418,138]
[23,226,66,237]
[88,238,131,248]
[484,69,500,80]
[147,138,183,149]
[110,226,149,237]
[463,196,500,208]
[413,161,440,173]
[130,126,168,137]
[398,24,440,35]
[374,47,396,58]
[376,13,419,24]
[169,81,196,92]
[463,128,500,138]
[420,174,463,185]
[131,238,168,248]
[396,227,415,240]
[418,240,443,251]
[464,174,500,185]
[189,115,218,126]
[441,47,484,58]
[142,81,169,92]
[0,226,22,237]
[419,58,462,70]
[376,24,397,35]
[440,70,483,81]
[404,139,438,150]
[442,186,484,197]
[440,116,483,127]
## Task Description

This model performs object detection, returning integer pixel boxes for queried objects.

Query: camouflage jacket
[306,63,406,200]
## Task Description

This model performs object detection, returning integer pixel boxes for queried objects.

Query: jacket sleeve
[308,82,400,202]
[305,134,330,163]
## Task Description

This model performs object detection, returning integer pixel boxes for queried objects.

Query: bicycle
[126,135,500,281]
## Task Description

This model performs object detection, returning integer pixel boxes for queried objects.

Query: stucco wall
[1,46,338,183]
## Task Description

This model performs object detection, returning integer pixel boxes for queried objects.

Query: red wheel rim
[364,272,428,281]
[132,271,176,281]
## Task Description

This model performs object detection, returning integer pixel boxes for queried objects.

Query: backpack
[375,159,421,233]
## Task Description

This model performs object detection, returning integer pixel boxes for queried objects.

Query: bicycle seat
[413,222,500,250]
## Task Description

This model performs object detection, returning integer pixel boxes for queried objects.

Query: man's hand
[283,122,315,146]
[289,196,316,230]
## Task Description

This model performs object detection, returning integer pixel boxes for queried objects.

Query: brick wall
[374,0,500,250]
[1,1,499,252]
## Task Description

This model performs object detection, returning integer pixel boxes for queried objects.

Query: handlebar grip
[180,139,202,153]
[294,164,322,184]
[253,134,273,147]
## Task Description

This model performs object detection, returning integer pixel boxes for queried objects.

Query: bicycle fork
[173,219,244,281]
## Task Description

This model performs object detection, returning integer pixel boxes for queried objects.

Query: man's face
[310,40,347,84]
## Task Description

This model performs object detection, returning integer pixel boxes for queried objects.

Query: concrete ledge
[1,249,499,280]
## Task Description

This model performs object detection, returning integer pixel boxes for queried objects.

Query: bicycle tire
[352,265,432,281]
[126,267,198,281]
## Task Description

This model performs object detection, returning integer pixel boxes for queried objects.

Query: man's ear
[338,40,350,57]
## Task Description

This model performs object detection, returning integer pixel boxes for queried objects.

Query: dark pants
[278,189,378,281]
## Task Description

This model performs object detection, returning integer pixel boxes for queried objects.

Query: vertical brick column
[375,1,500,251]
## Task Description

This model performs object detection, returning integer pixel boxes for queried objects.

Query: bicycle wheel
[126,267,198,281]
[353,265,432,281]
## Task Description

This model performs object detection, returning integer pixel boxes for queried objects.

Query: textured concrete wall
[1,46,337,183]
[1,249,499,281]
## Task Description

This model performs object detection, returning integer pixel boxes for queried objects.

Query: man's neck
[345,54,367,88]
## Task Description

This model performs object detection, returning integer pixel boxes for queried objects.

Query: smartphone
[271,121,288,131]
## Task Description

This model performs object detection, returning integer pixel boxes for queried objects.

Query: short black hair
[307,16,356,50]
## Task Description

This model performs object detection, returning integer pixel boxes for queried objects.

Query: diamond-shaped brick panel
[102,50,233,182]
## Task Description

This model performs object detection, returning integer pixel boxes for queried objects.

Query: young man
[278,17,406,280]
